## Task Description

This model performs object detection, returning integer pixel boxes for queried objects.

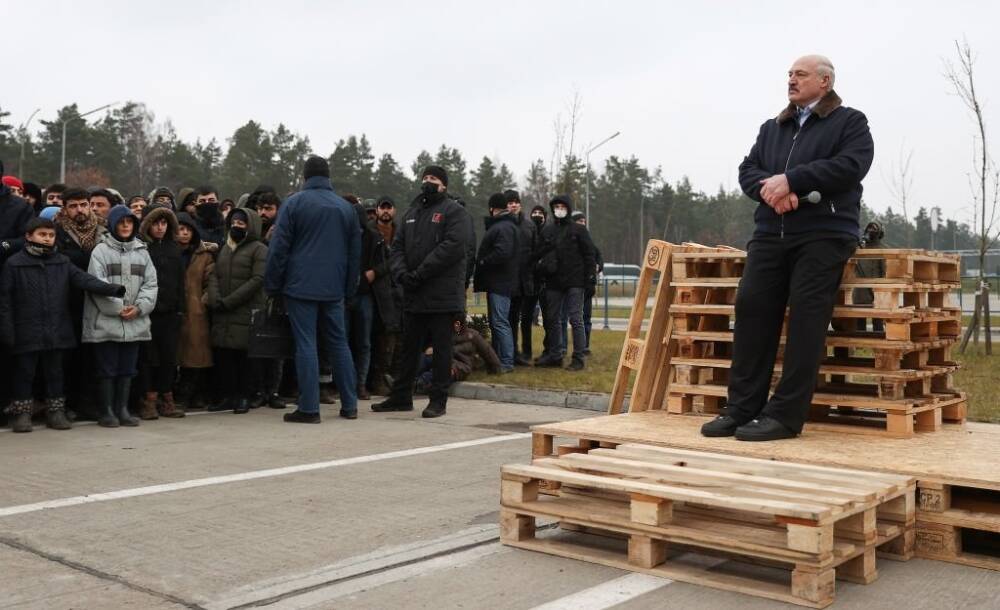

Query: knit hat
[23,182,42,202]
[303,156,330,179]
[421,165,449,187]
[2,176,23,191]
[39,206,61,220]
[571,210,585,221]
[530,205,547,217]
[488,193,508,210]
[503,189,520,203]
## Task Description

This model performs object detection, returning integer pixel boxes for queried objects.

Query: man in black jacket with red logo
[371,165,471,418]
[701,54,874,442]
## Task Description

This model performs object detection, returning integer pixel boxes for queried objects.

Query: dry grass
[953,346,1000,423]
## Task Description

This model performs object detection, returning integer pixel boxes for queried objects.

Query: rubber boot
[140,392,159,420]
[115,377,140,427]
[10,399,34,433]
[97,379,119,428]
[45,397,73,430]
[159,392,185,418]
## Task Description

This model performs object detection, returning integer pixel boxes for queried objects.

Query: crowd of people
[0,156,603,432]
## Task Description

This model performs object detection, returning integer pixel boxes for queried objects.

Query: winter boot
[140,392,160,420]
[9,400,34,433]
[45,397,73,430]
[158,392,185,418]
[421,401,447,418]
[97,379,119,428]
[114,377,140,427]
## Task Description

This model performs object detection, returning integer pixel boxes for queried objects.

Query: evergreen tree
[219,120,273,198]
[522,159,552,211]
[373,153,413,205]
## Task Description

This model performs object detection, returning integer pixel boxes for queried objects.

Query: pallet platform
[502,444,914,607]
[531,412,1000,571]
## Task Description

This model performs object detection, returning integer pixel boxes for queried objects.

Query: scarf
[56,210,102,252]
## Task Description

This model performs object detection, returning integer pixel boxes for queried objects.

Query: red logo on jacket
[432,213,443,223]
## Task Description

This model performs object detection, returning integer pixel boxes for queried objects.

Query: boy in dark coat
[473,193,519,372]
[0,218,124,432]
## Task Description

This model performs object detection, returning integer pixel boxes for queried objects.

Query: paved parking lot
[2,398,999,609]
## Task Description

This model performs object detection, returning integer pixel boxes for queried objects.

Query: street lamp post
[584,131,620,223]
[17,108,41,178]
[60,101,119,183]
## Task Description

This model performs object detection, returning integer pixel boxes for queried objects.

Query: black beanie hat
[421,165,449,187]
[488,193,508,210]
[503,189,520,203]
[303,156,330,179]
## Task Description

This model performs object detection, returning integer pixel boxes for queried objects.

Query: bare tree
[882,143,915,246]
[565,88,583,158]
[946,38,999,354]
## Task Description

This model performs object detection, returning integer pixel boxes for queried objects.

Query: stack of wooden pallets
[608,240,967,438]
[501,444,915,608]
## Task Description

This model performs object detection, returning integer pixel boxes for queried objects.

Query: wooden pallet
[501,445,914,608]
[531,412,1000,571]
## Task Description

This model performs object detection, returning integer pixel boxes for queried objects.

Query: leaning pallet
[612,243,967,437]
[500,444,915,608]
[531,413,1000,573]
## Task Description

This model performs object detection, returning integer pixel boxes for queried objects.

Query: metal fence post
[603,277,611,330]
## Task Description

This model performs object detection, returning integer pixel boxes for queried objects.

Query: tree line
[0,102,982,265]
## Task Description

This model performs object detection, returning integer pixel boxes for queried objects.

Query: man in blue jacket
[701,55,874,442]
[265,156,361,423]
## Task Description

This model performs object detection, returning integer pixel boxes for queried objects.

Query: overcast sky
[6,0,1000,225]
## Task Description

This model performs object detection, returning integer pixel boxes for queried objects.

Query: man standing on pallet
[701,54,874,441]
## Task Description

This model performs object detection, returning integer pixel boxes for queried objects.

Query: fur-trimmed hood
[777,90,842,124]
[140,204,179,242]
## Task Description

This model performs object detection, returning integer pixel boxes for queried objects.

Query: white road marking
[529,573,672,610]
[0,432,529,518]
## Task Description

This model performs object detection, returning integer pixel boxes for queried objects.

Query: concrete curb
[448,381,627,413]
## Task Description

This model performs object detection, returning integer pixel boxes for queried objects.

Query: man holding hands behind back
[701,55,874,442]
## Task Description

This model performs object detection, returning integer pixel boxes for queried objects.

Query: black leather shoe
[422,402,446,418]
[535,355,563,368]
[284,410,321,424]
[700,415,742,437]
[267,393,287,409]
[339,410,358,420]
[514,356,532,367]
[233,399,250,414]
[735,416,798,442]
[371,399,414,412]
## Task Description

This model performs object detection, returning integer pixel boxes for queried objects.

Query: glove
[400,272,421,291]
[113,284,127,297]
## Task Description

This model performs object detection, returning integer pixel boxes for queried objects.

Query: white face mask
[554,208,568,219]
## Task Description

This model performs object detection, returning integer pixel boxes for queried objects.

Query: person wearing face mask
[0,218,126,432]
[192,185,226,248]
[370,165,471,419]
[207,208,268,415]
[535,195,596,371]
[136,205,186,420]
[83,205,159,428]
[148,186,176,210]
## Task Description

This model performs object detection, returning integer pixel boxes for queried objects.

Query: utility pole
[60,102,119,182]
[17,108,41,178]
[584,131,620,223]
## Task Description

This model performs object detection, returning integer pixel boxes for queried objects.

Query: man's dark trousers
[726,233,857,433]
[389,312,456,405]
[542,287,585,362]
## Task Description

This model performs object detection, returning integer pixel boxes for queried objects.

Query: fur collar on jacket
[777,90,842,124]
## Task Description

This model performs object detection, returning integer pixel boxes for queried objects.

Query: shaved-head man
[700,54,874,442]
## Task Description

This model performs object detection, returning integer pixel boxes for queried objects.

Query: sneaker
[339,410,358,420]
[422,402,446,418]
[283,410,321,424]
[700,415,742,438]
[734,416,798,442]
[371,398,414,413]
[267,393,287,409]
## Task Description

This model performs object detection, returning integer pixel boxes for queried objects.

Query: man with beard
[193,185,226,247]
[88,189,116,221]
[55,188,109,419]
[257,191,282,244]
[368,196,402,396]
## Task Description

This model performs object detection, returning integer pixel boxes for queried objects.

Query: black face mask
[230,226,248,242]
[531,215,544,226]
[197,202,221,222]
[421,182,442,200]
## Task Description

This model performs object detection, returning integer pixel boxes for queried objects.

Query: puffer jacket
[0,248,123,354]
[208,209,268,350]
[82,208,159,344]
[538,195,597,291]
[177,213,217,368]
[511,212,538,297]
[389,191,471,313]
[140,205,186,314]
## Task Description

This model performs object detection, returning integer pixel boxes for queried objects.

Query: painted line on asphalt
[529,573,672,610]
[0,432,529,518]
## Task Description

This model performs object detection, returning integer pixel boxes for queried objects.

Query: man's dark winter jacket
[538,196,597,291]
[265,176,361,302]
[0,249,123,354]
[193,206,226,248]
[390,191,471,313]
[140,206,186,314]
[738,90,874,238]
[351,202,379,297]
[367,219,401,332]
[511,212,538,297]
[473,212,520,296]
[0,186,34,263]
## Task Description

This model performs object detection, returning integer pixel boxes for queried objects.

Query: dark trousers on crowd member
[543,287,585,363]
[370,327,400,392]
[138,312,181,395]
[389,312,457,406]
[214,348,252,401]
[509,295,537,359]
[726,233,857,434]
[93,342,140,379]
[11,350,64,401]
[286,297,358,415]
[347,294,374,390]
